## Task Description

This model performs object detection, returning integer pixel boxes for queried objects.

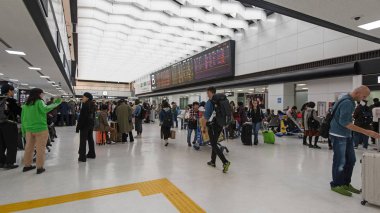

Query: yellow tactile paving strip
[0,178,206,213]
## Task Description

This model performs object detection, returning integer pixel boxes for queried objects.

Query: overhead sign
[151,40,235,91]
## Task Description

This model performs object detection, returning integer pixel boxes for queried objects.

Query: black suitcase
[241,123,252,145]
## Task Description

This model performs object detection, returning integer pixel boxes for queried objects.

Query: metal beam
[236,0,380,44]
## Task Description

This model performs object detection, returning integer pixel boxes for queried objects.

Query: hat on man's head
[1,84,14,95]
[83,92,93,101]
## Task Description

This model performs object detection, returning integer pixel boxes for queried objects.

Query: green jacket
[21,99,61,136]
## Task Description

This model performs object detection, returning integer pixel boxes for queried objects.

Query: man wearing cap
[0,84,22,169]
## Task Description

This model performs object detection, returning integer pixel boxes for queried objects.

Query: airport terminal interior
[1,0,380,212]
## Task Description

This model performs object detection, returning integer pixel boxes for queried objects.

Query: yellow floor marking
[0,178,206,213]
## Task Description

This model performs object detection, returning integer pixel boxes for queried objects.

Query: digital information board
[151,40,235,91]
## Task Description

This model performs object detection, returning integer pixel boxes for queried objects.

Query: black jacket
[6,97,21,122]
[249,107,263,123]
[353,105,372,129]
[77,101,95,130]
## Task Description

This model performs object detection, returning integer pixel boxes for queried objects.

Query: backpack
[320,98,347,138]
[0,97,9,123]
[94,111,100,130]
[211,93,232,127]
[138,105,146,119]
[307,110,320,130]
[162,110,172,127]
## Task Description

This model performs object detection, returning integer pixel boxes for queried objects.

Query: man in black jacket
[0,84,21,169]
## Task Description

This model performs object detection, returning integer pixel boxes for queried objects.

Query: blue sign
[277,97,282,104]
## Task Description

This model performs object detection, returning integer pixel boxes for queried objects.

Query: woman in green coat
[21,88,61,174]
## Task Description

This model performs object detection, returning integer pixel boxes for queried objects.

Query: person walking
[76,92,96,162]
[133,99,143,138]
[159,101,172,147]
[171,102,180,128]
[204,87,231,173]
[0,84,22,169]
[116,99,133,143]
[186,102,199,147]
[21,88,62,174]
[304,102,321,149]
[248,100,264,145]
[329,86,380,196]
[353,100,372,149]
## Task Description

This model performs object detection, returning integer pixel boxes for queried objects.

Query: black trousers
[207,122,228,164]
[0,122,18,165]
[121,132,134,142]
[79,128,96,158]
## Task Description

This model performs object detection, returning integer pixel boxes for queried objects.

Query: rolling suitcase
[263,130,275,144]
[96,131,106,145]
[361,152,380,206]
[241,123,252,145]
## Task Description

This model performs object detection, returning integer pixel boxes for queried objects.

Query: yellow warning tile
[0,178,205,213]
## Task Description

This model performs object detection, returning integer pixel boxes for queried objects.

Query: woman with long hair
[21,88,62,174]
[249,100,264,145]
[76,92,96,162]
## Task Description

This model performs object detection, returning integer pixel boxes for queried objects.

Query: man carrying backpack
[329,86,380,197]
[204,87,231,173]
[0,84,21,169]
[353,100,372,149]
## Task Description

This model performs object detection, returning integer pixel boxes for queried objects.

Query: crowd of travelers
[1,83,380,198]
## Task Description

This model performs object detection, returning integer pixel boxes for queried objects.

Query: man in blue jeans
[329,86,380,196]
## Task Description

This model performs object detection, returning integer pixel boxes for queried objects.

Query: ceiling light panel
[78,0,265,82]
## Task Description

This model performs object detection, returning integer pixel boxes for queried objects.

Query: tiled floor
[0,123,379,212]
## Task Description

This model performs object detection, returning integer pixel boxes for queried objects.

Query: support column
[268,83,295,111]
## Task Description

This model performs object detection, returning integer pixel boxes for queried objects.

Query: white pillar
[268,83,295,111]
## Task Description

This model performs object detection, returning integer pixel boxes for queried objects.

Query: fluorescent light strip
[21,83,29,86]
[358,20,380,30]
[9,79,19,82]
[48,81,55,84]
[40,76,50,79]
[0,73,3,76]
[28,67,42,70]
[5,50,26,55]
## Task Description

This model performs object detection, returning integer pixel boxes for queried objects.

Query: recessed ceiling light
[5,50,26,55]
[29,86,36,89]
[358,20,380,30]
[9,79,18,82]
[40,75,50,78]
[249,89,254,91]
[56,87,62,90]
[227,91,231,92]
[262,88,266,90]
[48,81,55,84]
[53,85,59,87]
[0,73,3,75]
[28,67,41,70]
[297,84,306,86]
[21,83,29,86]
[248,92,253,94]
[237,89,243,92]
[302,87,308,90]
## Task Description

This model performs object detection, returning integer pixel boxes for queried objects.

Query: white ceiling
[77,0,267,82]
[264,0,380,39]
[0,0,72,96]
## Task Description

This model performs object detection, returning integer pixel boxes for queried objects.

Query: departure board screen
[151,40,235,91]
